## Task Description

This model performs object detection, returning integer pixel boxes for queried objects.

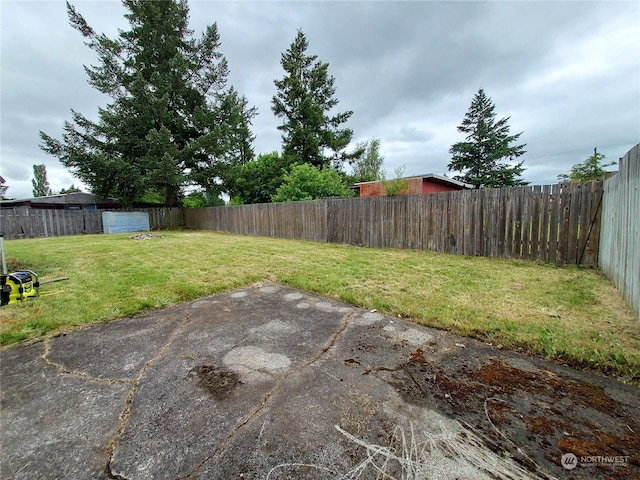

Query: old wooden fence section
[0,208,183,239]
[599,144,639,318]
[184,181,603,266]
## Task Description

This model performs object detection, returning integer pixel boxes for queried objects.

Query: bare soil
[362,339,639,480]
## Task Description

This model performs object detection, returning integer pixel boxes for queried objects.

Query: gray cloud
[1,0,638,199]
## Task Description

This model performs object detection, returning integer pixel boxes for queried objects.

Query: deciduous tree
[233,152,290,205]
[272,163,353,202]
[382,165,410,196]
[181,190,225,208]
[350,139,384,183]
[59,184,82,194]
[448,89,528,188]
[32,164,53,197]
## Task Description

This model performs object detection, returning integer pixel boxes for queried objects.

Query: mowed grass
[1,230,638,380]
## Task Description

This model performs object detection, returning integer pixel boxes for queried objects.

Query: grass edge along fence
[184,181,603,267]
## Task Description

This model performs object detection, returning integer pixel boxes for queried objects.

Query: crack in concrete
[104,312,192,480]
[179,310,355,479]
[41,339,133,386]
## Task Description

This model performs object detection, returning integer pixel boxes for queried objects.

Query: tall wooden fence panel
[184,182,603,266]
[0,207,183,239]
[133,208,184,230]
[0,208,102,238]
[183,202,327,242]
[599,144,640,319]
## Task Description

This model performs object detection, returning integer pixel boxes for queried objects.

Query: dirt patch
[476,361,626,416]
[188,365,241,400]
[361,348,639,480]
[129,233,163,240]
[526,416,556,436]
[476,361,540,392]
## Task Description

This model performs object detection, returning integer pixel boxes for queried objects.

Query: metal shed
[102,211,150,234]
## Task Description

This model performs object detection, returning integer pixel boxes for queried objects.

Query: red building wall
[359,178,464,197]
[421,180,463,194]
[358,182,386,197]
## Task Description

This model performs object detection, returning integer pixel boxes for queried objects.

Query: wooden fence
[0,207,184,239]
[0,182,609,267]
[599,144,639,319]
[184,201,328,243]
[184,181,603,266]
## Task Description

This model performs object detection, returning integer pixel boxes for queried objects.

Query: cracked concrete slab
[44,310,186,381]
[1,284,639,480]
[1,343,130,479]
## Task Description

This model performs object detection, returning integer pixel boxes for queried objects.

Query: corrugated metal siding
[102,211,150,234]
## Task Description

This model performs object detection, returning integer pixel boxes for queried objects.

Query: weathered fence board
[530,185,541,260]
[584,185,603,267]
[600,144,640,319]
[184,182,603,266]
[0,207,183,239]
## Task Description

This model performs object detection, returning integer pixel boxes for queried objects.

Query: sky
[1,0,639,200]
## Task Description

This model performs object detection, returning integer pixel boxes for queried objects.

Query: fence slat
[566,183,581,264]
[584,182,603,266]
[530,185,541,260]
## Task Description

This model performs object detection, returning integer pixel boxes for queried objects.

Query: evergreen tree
[212,87,258,199]
[272,29,355,170]
[32,164,53,197]
[448,89,528,188]
[40,0,255,206]
[557,150,615,183]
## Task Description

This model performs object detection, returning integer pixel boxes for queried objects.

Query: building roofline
[353,173,472,189]
[0,192,120,204]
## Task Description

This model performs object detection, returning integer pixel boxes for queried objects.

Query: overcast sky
[1,0,638,200]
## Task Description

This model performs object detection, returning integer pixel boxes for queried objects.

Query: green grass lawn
[1,230,638,381]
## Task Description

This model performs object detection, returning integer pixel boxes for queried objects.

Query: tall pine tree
[448,89,527,188]
[210,87,258,200]
[40,0,255,206]
[272,29,355,170]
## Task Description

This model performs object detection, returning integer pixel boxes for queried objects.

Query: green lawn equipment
[1,234,39,306]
